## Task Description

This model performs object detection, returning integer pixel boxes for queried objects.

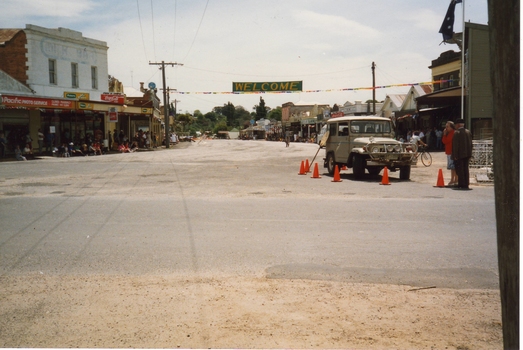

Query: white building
[22,24,109,100]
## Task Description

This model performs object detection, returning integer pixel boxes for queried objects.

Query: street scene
[0,140,500,348]
[0,0,516,348]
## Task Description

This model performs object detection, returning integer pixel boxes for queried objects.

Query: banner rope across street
[171,80,454,95]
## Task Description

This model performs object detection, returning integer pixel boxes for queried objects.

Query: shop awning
[416,87,463,105]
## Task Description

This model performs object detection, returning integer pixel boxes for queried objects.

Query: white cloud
[293,9,381,40]
[3,0,96,18]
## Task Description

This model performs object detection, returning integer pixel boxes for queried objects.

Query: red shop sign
[101,93,125,104]
[1,95,75,109]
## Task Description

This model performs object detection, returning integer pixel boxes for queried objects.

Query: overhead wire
[181,0,210,62]
[150,0,157,61]
[181,64,370,78]
[172,0,177,61]
[136,0,149,64]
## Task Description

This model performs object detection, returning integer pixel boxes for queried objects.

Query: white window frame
[49,59,57,85]
[91,66,98,89]
[71,62,79,88]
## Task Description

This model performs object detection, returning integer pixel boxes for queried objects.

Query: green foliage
[255,97,268,119]
[213,120,228,134]
[267,106,282,121]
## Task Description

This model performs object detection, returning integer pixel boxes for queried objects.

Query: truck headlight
[370,146,381,153]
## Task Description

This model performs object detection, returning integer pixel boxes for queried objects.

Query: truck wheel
[399,165,411,180]
[353,155,365,179]
[326,153,336,176]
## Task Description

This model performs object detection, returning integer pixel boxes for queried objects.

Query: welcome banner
[233,81,302,92]
[173,80,453,95]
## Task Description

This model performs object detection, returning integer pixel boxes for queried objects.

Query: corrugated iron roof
[0,29,23,45]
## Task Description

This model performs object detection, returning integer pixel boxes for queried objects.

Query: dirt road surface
[0,140,500,349]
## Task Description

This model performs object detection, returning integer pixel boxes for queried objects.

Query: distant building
[340,100,384,116]
[416,22,493,139]
[380,85,432,138]
[281,101,330,141]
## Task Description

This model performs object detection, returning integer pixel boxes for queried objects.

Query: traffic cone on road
[380,167,391,185]
[341,165,348,170]
[311,163,321,178]
[434,168,445,188]
[305,159,311,173]
[298,160,306,175]
[331,165,342,182]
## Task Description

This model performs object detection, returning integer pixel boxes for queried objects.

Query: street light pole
[149,61,183,148]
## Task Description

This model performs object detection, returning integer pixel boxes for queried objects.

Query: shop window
[71,63,79,88]
[91,66,98,89]
[49,59,57,85]
[433,76,440,91]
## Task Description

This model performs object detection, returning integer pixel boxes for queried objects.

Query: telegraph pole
[149,61,183,148]
[371,62,376,115]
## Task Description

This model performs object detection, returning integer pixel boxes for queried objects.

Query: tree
[255,96,268,119]
[267,106,282,121]
[204,111,218,123]
[488,1,519,348]
[235,105,251,127]
[176,113,193,133]
[220,102,236,127]
[213,120,228,134]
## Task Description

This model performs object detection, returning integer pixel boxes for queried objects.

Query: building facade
[416,22,493,139]
[0,24,160,154]
[281,101,330,141]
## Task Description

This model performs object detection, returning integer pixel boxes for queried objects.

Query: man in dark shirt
[452,118,473,190]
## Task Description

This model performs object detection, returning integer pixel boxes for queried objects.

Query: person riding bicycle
[411,131,427,150]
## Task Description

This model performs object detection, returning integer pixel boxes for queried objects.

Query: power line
[181,64,370,78]
[172,0,177,61]
[181,0,210,62]
[136,0,149,64]
[150,0,157,61]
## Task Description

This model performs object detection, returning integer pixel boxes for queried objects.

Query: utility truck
[323,116,416,180]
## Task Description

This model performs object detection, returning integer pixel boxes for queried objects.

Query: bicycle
[412,145,432,167]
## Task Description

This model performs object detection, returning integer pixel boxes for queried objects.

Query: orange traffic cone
[311,163,321,178]
[305,159,311,173]
[331,165,342,182]
[341,165,348,170]
[434,168,445,188]
[298,160,306,175]
[380,167,391,185]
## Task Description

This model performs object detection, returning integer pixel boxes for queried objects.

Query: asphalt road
[0,140,498,289]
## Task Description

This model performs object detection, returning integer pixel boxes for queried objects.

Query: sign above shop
[64,92,90,100]
[78,102,94,110]
[232,81,302,92]
[101,93,125,104]
[2,95,75,109]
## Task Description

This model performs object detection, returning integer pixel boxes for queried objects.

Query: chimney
[140,82,146,93]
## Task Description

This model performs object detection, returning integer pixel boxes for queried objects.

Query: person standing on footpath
[37,129,44,154]
[0,131,6,158]
[442,121,458,186]
[452,118,473,190]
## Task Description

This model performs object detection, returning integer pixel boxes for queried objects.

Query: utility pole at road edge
[149,61,183,148]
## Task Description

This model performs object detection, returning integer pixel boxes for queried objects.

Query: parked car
[323,116,415,180]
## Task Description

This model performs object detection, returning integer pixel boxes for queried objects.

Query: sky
[1,0,489,114]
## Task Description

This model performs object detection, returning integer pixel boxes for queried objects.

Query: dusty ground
[0,273,501,349]
[0,145,500,349]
